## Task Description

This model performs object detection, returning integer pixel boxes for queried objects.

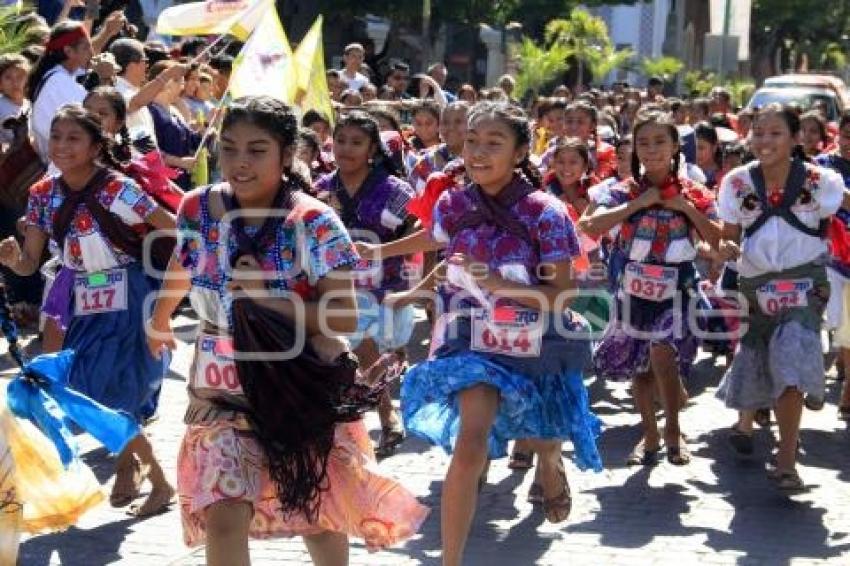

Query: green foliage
[819,42,847,71]
[725,79,756,108]
[681,70,754,106]
[586,45,634,82]
[544,8,631,87]
[0,5,32,56]
[639,56,684,82]
[751,0,850,74]
[512,36,572,96]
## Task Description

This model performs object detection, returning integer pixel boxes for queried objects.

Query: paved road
[11,310,850,565]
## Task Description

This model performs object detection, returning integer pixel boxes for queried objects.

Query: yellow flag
[292,16,334,125]
[156,0,267,41]
[229,2,296,103]
[192,146,209,187]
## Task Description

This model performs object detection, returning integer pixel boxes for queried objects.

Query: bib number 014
[470,307,542,358]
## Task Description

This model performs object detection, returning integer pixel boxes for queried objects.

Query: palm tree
[586,45,634,85]
[0,5,34,56]
[513,36,572,98]
[545,9,613,89]
[639,56,684,83]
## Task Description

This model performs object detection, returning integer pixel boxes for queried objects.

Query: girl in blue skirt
[0,104,175,516]
[397,102,601,566]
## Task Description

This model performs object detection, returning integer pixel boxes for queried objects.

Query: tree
[545,9,624,89]
[639,56,684,83]
[750,0,850,80]
[0,6,32,55]
[512,36,572,97]
[586,45,634,84]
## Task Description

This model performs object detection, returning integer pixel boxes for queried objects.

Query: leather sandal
[508,450,534,470]
[542,465,571,524]
[374,424,405,459]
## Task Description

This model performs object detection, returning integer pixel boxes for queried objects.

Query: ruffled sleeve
[300,206,359,280]
[174,188,203,270]
[24,177,55,235]
[534,200,582,264]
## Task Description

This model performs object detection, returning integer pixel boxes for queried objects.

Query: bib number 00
[193,335,243,394]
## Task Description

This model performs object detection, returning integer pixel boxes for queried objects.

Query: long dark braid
[221,95,352,522]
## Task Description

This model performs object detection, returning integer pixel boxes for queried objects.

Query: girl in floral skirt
[147,96,427,566]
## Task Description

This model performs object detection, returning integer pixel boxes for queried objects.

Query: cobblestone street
[12,311,850,565]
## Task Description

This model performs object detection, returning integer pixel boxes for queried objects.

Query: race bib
[623,262,678,302]
[192,334,243,394]
[470,307,542,358]
[756,278,812,315]
[73,269,128,316]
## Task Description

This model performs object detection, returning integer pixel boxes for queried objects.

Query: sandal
[508,450,534,470]
[527,482,544,504]
[768,469,805,492]
[127,484,175,518]
[839,405,850,421]
[374,424,405,459]
[541,465,571,524]
[804,394,825,411]
[666,442,691,466]
[626,439,660,466]
[109,457,146,508]
[728,425,754,457]
[478,459,490,492]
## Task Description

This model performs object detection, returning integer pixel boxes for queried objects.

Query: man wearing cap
[110,38,186,146]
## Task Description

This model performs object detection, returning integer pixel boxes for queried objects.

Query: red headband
[46,27,90,53]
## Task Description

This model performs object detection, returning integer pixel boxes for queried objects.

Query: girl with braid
[147,96,426,565]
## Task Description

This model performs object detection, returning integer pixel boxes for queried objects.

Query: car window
[748,91,838,121]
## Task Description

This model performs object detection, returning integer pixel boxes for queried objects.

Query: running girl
[0,104,175,515]
[716,104,845,491]
[580,110,720,467]
[400,102,602,566]
[147,96,427,565]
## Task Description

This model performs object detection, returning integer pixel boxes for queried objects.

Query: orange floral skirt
[177,418,428,550]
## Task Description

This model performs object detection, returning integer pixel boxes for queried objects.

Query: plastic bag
[6,350,140,468]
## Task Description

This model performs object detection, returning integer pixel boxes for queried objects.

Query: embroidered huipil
[25,173,158,273]
[314,169,415,301]
[594,177,717,265]
[175,186,359,330]
[431,177,580,312]
[718,163,843,278]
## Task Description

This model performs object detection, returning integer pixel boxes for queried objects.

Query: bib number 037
[623,263,678,302]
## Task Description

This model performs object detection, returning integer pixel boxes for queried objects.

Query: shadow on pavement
[690,428,850,564]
